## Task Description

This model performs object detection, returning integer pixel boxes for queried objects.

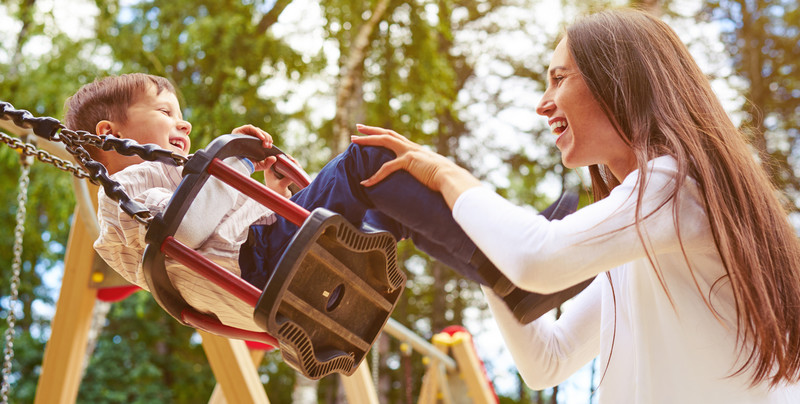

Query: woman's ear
[96,120,120,137]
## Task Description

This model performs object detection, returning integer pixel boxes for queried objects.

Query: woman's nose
[536,96,555,117]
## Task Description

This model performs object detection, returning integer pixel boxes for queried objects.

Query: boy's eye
[159,109,171,116]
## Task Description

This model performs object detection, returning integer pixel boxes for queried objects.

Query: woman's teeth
[550,120,567,134]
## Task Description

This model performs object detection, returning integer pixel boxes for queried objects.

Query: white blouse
[453,156,800,403]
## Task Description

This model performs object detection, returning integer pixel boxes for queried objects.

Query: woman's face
[536,37,635,180]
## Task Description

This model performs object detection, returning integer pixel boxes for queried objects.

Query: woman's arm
[483,277,604,389]
[453,159,700,293]
[353,125,702,292]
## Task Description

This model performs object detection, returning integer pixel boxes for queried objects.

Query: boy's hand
[231,125,292,197]
[232,124,273,148]
[254,156,293,198]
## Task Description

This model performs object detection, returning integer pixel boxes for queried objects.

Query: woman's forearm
[435,162,483,209]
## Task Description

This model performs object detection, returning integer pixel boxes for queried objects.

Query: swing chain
[1,101,190,227]
[1,154,31,404]
[0,132,91,180]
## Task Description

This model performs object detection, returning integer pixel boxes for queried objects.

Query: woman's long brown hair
[567,9,800,386]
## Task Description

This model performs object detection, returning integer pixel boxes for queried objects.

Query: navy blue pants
[240,143,492,289]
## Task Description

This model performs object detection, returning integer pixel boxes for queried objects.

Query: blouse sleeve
[482,276,604,389]
[453,159,705,293]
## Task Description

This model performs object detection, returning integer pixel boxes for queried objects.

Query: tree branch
[256,0,292,34]
[334,0,392,153]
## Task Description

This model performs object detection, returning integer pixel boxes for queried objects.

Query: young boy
[65,73,581,332]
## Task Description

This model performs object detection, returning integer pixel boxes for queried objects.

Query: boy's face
[98,83,192,172]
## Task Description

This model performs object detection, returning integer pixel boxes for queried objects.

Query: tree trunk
[739,2,773,180]
[9,0,37,80]
[333,0,391,153]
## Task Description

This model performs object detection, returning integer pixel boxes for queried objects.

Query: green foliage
[92,0,325,149]
[78,293,213,403]
[703,0,800,210]
[2,0,797,402]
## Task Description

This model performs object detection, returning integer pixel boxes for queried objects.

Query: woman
[352,8,800,403]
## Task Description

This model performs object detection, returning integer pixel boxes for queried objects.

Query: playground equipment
[0,102,500,403]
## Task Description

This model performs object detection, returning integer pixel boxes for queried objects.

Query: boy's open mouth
[170,138,186,151]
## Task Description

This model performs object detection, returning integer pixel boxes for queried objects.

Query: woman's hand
[351,124,481,208]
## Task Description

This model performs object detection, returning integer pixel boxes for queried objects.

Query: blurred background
[0,0,797,402]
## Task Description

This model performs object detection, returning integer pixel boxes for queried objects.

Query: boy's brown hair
[63,73,176,164]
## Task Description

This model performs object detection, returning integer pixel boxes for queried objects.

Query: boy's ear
[96,120,120,137]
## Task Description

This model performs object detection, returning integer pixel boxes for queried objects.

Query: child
[65,73,583,332]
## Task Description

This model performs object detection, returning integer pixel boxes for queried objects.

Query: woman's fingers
[355,124,401,138]
[353,123,445,189]
[361,158,405,186]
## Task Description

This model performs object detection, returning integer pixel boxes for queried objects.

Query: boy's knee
[343,143,395,172]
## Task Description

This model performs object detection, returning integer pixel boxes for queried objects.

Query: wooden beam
[340,362,379,404]
[208,347,266,404]
[200,331,270,404]
[34,204,99,404]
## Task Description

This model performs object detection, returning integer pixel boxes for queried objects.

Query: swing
[0,101,405,380]
[142,134,405,379]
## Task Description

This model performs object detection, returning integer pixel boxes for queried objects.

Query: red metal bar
[275,154,311,188]
[181,309,279,347]
[161,236,261,308]
[208,158,310,226]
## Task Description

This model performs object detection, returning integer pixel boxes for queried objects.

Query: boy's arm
[94,164,181,288]
[94,160,251,287]
[230,124,294,197]
[175,157,253,248]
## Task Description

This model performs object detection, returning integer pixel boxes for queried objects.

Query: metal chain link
[1,101,191,227]
[1,157,31,404]
[0,132,92,179]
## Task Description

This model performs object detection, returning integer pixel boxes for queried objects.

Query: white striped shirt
[94,159,275,331]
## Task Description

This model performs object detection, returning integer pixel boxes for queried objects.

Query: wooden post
[208,348,267,404]
[200,331,270,404]
[448,332,495,403]
[340,363,379,404]
[34,205,99,404]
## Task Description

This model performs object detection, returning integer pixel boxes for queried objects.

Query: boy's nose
[177,119,192,134]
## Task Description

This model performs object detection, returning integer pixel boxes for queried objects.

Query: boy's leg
[241,143,487,288]
[240,143,590,323]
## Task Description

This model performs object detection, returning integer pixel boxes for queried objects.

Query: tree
[703,0,800,212]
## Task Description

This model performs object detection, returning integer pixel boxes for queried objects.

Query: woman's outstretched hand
[351,124,481,209]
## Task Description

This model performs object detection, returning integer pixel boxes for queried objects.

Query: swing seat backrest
[254,207,404,379]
